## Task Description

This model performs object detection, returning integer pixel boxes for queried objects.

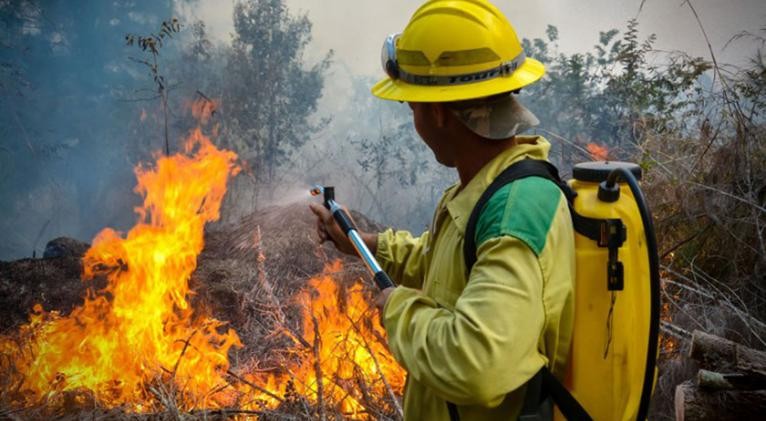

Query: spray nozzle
[310,185,335,208]
[310,185,324,197]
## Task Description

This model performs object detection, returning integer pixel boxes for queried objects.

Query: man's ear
[429,102,450,128]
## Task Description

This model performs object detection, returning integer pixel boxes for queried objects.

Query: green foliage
[731,30,766,119]
[125,18,181,55]
[125,18,182,155]
[521,20,711,163]
[222,0,331,185]
[353,122,431,187]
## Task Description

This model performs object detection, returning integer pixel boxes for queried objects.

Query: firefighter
[309,1,575,419]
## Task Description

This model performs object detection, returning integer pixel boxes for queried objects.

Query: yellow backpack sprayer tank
[562,161,660,420]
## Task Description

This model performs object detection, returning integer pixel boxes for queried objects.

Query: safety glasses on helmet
[380,33,401,80]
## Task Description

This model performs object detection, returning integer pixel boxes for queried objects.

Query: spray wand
[310,185,395,291]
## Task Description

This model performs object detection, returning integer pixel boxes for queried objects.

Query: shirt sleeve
[382,235,547,407]
[375,228,430,289]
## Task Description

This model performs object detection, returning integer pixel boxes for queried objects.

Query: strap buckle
[598,219,626,248]
[600,219,626,291]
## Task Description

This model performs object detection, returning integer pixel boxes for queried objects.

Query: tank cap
[572,161,642,183]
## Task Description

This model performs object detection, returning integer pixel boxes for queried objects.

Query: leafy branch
[125,18,182,156]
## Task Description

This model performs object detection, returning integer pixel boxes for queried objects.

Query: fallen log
[675,380,766,421]
[697,369,766,390]
[689,330,766,376]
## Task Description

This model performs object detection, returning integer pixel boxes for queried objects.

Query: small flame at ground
[586,143,609,161]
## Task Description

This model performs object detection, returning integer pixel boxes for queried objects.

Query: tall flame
[2,128,242,409]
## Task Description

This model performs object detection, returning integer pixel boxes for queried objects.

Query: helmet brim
[371,57,545,102]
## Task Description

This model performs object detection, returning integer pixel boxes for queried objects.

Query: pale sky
[183,0,766,76]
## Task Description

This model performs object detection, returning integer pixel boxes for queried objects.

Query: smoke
[1,0,762,260]
[0,1,180,260]
[193,0,765,75]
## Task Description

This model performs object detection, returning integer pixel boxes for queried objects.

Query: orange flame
[242,261,405,417]
[190,97,219,126]
[586,143,609,161]
[2,128,242,410]
[301,268,405,416]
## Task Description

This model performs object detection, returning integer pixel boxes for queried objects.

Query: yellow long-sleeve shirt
[377,136,575,420]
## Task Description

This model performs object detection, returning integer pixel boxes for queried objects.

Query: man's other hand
[375,287,395,327]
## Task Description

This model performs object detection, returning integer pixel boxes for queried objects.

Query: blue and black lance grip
[310,185,396,290]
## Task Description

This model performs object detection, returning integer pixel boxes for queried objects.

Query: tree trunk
[675,381,766,421]
[689,330,766,375]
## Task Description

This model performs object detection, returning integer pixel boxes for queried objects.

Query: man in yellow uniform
[310,1,575,419]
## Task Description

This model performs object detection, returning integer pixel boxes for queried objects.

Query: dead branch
[195,90,213,103]
[148,384,180,421]
[225,369,284,404]
[189,408,266,417]
[171,330,197,380]
[353,364,383,419]
[689,181,766,215]
[245,225,312,350]
[311,314,326,421]
[345,313,403,418]
[661,320,693,341]
[662,265,766,346]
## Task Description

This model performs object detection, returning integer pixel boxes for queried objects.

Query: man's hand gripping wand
[310,185,395,290]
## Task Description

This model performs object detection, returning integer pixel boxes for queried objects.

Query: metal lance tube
[310,185,395,290]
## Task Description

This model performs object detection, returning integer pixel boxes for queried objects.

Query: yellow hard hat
[372,0,545,103]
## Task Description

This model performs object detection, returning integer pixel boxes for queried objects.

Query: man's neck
[454,136,517,188]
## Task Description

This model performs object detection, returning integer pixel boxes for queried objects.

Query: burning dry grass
[1,261,404,420]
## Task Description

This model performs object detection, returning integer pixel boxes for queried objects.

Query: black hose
[606,167,660,421]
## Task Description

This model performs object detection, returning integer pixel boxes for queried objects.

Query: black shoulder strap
[463,159,573,273]
[446,366,592,421]
[540,367,592,421]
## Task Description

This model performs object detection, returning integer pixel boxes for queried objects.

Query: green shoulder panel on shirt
[475,176,563,256]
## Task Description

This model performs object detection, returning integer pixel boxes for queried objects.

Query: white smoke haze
[202,0,764,231]
[0,0,763,260]
[190,0,765,76]
[181,0,765,228]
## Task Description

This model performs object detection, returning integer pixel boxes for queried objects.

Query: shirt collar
[444,135,552,235]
